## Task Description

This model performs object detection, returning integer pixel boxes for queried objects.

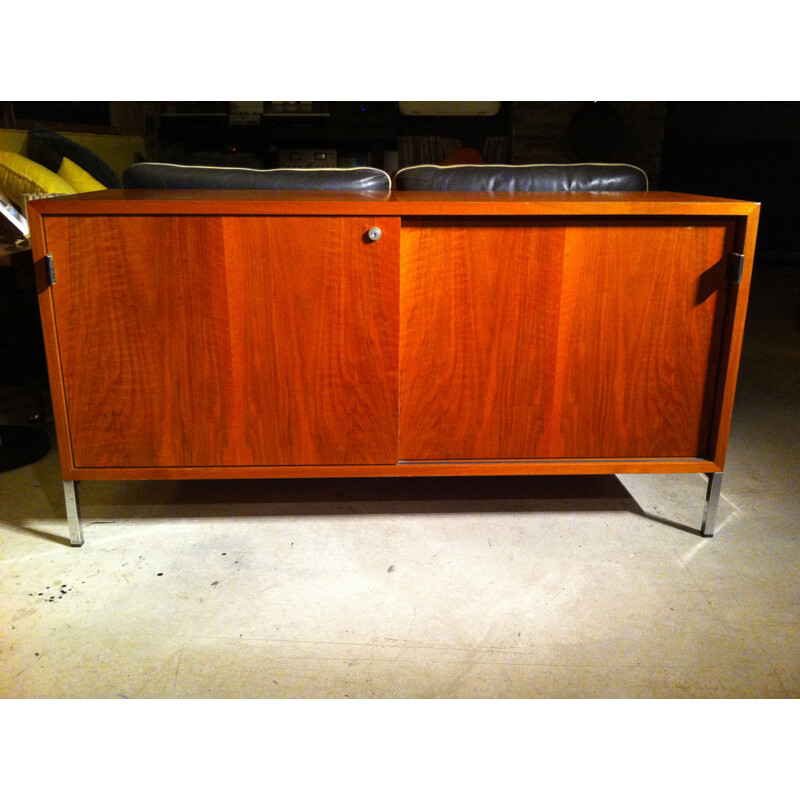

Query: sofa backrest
[394,163,648,191]
[123,162,392,192]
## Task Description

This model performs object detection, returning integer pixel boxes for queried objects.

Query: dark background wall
[512,101,799,264]
[659,102,800,265]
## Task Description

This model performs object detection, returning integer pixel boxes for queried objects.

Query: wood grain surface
[33,196,756,478]
[399,219,733,460]
[47,215,398,467]
[30,190,760,218]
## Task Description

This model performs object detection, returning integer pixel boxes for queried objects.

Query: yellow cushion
[0,151,75,207]
[0,129,28,156]
[0,128,146,180]
[58,157,106,192]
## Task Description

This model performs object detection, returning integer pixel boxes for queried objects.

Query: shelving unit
[151,101,511,170]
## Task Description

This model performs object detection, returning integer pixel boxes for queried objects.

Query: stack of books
[398,136,464,167]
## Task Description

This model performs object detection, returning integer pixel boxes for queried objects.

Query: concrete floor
[1,266,798,699]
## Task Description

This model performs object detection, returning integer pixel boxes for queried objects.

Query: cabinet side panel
[706,210,759,467]
[31,212,76,475]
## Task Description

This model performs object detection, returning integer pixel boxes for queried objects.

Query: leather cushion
[123,163,392,192]
[394,163,648,191]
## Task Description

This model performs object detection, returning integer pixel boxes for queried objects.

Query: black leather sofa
[122,162,648,193]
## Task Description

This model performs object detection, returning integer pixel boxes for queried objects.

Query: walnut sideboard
[27,190,760,545]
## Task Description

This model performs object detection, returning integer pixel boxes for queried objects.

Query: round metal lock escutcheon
[367,227,382,241]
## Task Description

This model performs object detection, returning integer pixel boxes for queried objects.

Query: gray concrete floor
[1,266,798,699]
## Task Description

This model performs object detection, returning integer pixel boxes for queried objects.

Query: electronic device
[278,149,337,168]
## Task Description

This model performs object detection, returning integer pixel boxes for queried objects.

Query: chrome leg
[700,472,723,538]
[63,480,84,547]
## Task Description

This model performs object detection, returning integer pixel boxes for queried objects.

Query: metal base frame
[700,472,723,537]
[59,472,724,546]
[63,480,84,547]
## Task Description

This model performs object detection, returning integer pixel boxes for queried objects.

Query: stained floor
[1,266,798,699]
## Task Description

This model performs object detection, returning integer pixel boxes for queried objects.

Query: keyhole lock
[367,227,382,241]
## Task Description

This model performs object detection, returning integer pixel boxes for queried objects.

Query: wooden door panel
[399,220,732,460]
[399,222,564,459]
[221,216,399,465]
[48,215,398,467]
[554,223,730,458]
[48,216,234,468]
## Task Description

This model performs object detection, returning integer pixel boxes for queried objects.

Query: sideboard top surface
[29,190,761,218]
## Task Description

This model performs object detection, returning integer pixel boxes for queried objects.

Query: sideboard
[26,190,760,545]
